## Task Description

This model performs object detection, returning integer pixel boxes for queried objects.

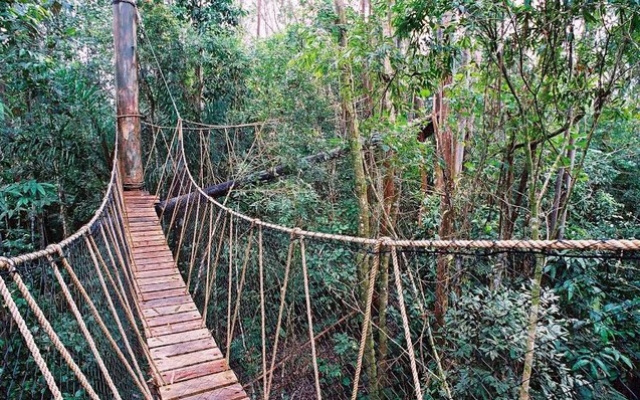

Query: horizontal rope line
[0,129,120,269]
[168,120,640,252]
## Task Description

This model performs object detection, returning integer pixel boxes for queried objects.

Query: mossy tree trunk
[334,0,379,398]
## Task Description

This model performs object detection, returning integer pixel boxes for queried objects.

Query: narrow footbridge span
[125,191,247,400]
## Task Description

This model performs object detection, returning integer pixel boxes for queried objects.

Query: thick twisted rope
[164,120,640,252]
[265,231,297,399]
[52,246,152,399]
[46,254,122,400]
[2,259,101,399]
[0,260,63,400]
[350,239,383,400]
[390,245,423,400]
[300,237,322,400]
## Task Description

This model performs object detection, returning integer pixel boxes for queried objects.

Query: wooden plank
[146,310,201,327]
[154,347,223,373]
[135,264,175,274]
[126,210,158,216]
[137,274,182,286]
[160,359,229,385]
[131,237,168,245]
[139,280,185,294]
[142,302,197,317]
[134,268,178,279]
[140,294,193,309]
[148,319,204,337]
[133,249,174,258]
[177,383,247,400]
[126,217,157,221]
[133,256,175,266]
[128,221,159,228]
[135,267,176,276]
[133,255,174,263]
[148,328,212,348]
[159,370,237,400]
[142,288,187,301]
[150,337,217,359]
[133,245,173,254]
[130,234,167,241]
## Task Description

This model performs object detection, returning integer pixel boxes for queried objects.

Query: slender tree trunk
[376,1,396,384]
[519,142,544,400]
[334,1,378,397]
[433,74,460,328]
[257,0,262,37]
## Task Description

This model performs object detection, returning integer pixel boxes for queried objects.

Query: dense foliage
[2,0,639,398]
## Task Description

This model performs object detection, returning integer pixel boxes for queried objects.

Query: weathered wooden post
[114,0,143,189]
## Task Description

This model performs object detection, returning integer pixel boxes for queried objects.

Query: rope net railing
[144,119,640,399]
[0,136,153,399]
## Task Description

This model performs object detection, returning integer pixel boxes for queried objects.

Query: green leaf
[572,358,590,371]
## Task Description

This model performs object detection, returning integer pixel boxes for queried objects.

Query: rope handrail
[0,133,120,269]
[174,120,640,252]
[0,124,154,399]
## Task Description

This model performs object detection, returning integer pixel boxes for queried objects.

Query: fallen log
[157,147,347,213]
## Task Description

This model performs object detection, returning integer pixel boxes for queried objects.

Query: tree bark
[113,0,143,189]
[334,0,378,397]
[433,74,460,328]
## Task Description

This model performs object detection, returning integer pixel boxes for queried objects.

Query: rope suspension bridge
[2,2,640,400]
[2,116,639,399]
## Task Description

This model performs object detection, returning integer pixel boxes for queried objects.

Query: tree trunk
[433,74,459,328]
[257,0,262,37]
[334,0,378,397]
[376,1,396,384]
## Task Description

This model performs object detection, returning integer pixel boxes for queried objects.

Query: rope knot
[0,257,11,271]
[378,236,393,247]
[252,218,261,226]
[47,244,63,254]
[291,227,303,239]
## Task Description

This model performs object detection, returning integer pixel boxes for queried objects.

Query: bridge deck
[123,191,247,400]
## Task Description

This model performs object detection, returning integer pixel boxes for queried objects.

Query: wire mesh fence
[152,120,640,400]
[0,155,152,399]
[166,207,640,399]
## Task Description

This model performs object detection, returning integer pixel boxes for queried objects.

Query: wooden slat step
[148,319,204,337]
[130,235,166,242]
[134,268,178,279]
[134,245,173,254]
[159,370,237,400]
[134,250,174,259]
[140,294,194,309]
[151,337,217,359]
[133,257,175,265]
[178,383,247,400]
[142,302,197,317]
[134,258,176,268]
[140,280,185,293]
[128,222,160,228]
[148,328,212,348]
[142,288,188,301]
[160,359,229,385]
[137,274,182,286]
[146,310,201,327]
[125,208,158,214]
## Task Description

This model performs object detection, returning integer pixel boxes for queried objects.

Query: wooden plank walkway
[123,191,248,400]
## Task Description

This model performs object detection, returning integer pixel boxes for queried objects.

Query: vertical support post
[114,0,143,189]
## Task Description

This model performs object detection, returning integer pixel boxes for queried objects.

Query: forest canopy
[1,0,639,398]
